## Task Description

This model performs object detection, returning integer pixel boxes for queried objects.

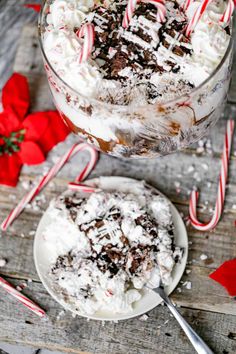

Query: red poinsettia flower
[23,4,41,12]
[0,73,70,187]
[209,259,236,296]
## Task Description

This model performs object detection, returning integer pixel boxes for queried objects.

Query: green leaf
[18,135,25,142]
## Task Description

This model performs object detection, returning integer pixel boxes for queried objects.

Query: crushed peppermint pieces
[0,259,7,267]
[21,180,33,190]
[139,314,149,321]
[174,181,180,188]
[187,165,195,174]
[183,281,192,290]
[16,282,28,292]
[201,163,209,171]
[56,310,66,321]
[200,254,208,261]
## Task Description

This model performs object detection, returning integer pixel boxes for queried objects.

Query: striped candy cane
[0,276,45,317]
[220,0,235,24]
[151,0,166,22]
[76,23,95,63]
[185,0,214,36]
[122,0,166,28]
[189,119,234,231]
[181,0,194,11]
[68,182,99,193]
[1,143,98,231]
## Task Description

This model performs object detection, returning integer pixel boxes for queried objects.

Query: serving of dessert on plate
[34,177,188,320]
[39,0,233,157]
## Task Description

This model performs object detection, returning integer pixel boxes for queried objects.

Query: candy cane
[76,23,95,63]
[189,119,234,231]
[185,0,214,36]
[181,0,194,11]
[68,182,99,193]
[0,276,45,317]
[122,0,137,28]
[122,0,166,28]
[1,143,98,231]
[220,0,235,24]
[150,0,166,22]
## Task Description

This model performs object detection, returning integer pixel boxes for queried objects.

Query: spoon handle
[155,288,214,354]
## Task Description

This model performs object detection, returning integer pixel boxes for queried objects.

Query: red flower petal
[38,111,70,153]
[2,73,29,120]
[18,141,45,165]
[0,108,21,136]
[23,4,41,12]
[209,259,236,296]
[23,112,49,141]
[0,154,22,187]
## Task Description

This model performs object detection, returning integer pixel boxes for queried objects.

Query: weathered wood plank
[0,278,236,354]
[228,16,236,103]
[2,144,236,212]
[228,52,236,103]
[0,1,40,92]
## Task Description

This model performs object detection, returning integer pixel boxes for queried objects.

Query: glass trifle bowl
[39,0,234,158]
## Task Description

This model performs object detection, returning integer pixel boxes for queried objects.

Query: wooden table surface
[1,1,236,353]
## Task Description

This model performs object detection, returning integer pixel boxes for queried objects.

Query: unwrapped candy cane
[189,119,234,231]
[0,276,45,317]
[68,182,99,193]
[185,0,214,36]
[185,0,235,36]
[76,23,95,63]
[220,0,235,24]
[122,0,166,28]
[181,0,194,11]
[1,143,98,231]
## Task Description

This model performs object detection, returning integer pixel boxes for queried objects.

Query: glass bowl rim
[38,0,235,108]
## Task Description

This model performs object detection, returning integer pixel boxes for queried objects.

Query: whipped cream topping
[43,0,231,104]
[44,181,183,315]
[184,0,231,84]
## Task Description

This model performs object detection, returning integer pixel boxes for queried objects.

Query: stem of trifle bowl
[38,0,234,158]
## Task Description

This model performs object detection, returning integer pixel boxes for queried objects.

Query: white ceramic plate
[34,176,188,321]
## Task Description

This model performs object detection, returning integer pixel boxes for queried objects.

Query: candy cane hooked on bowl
[76,23,95,64]
[149,0,167,22]
[181,0,194,11]
[185,0,214,36]
[189,119,235,231]
[220,0,235,24]
[0,276,45,317]
[1,143,98,231]
[122,0,166,29]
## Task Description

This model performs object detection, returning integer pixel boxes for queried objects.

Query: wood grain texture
[0,3,236,353]
[0,278,236,354]
[0,1,41,92]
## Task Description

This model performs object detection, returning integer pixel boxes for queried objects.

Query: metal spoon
[149,286,214,354]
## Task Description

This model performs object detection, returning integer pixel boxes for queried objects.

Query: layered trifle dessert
[44,181,182,314]
[40,0,233,157]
